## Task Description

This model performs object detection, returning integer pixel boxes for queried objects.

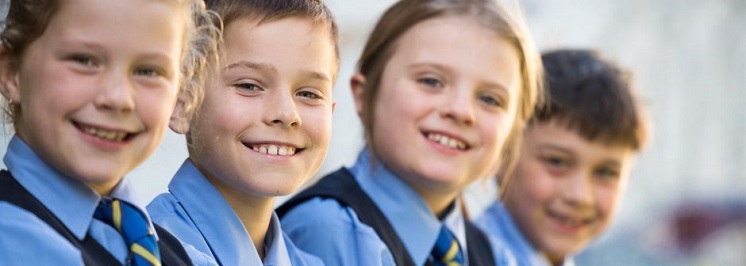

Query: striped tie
[95,198,161,266]
[429,226,464,266]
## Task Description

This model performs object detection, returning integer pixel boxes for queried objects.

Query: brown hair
[534,48,648,151]
[0,0,221,127]
[204,0,340,69]
[357,0,543,177]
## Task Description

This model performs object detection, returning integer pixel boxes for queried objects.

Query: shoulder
[282,233,325,266]
[485,233,519,266]
[281,197,376,237]
[0,202,83,265]
[147,193,180,220]
[280,197,395,266]
[148,194,218,266]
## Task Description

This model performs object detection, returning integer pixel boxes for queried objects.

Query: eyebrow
[225,61,331,83]
[408,62,510,94]
[536,143,573,155]
[225,61,277,73]
[303,70,332,83]
[538,143,623,167]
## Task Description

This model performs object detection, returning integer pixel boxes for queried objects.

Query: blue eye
[297,90,322,100]
[478,94,502,107]
[417,77,443,88]
[235,82,259,92]
[134,68,160,77]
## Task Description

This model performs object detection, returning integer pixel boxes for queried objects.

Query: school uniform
[279,148,508,266]
[475,201,576,266]
[0,135,192,265]
[147,159,323,266]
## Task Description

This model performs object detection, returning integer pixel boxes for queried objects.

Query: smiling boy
[476,49,649,266]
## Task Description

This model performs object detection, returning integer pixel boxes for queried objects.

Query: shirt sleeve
[0,202,84,266]
[280,197,396,266]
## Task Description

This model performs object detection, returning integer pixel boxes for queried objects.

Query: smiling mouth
[547,209,596,228]
[424,132,468,150]
[75,122,134,142]
[248,144,300,156]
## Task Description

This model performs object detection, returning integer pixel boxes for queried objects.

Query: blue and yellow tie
[95,198,161,266]
[430,226,465,266]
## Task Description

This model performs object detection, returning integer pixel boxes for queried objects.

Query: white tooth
[279,147,288,156]
[448,139,457,148]
[106,132,116,140]
[259,146,267,154]
[252,146,259,152]
[288,148,295,155]
[458,142,465,150]
[439,137,449,146]
[268,145,278,155]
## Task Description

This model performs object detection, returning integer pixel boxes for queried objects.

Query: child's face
[186,18,336,198]
[503,121,633,262]
[4,0,184,193]
[363,17,521,198]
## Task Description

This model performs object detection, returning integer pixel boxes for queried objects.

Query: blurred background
[1,0,744,265]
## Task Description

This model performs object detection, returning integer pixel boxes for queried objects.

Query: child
[146,0,338,265]
[475,49,649,266]
[0,0,218,265]
[278,0,543,265]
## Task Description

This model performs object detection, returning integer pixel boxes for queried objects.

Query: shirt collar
[263,212,293,266]
[4,135,154,240]
[5,135,100,240]
[351,148,468,266]
[486,201,573,266]
[168,159,263,265]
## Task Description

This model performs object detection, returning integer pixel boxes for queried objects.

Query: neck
[414,187,459,219]
[205,175,275,260]
[545,252,566,266]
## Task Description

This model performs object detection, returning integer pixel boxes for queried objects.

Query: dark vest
[278,167,496,266]
[0,170,192,266]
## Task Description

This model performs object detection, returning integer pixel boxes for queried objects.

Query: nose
[263,90,301,128]
[560,171,595,208]
[94,70,136,114]
[439,85,475,126]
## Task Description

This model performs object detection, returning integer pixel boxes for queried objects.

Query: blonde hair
[357,0,543,182]
[0,0,221,127]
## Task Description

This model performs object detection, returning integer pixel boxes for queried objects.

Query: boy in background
[476,48,649,266]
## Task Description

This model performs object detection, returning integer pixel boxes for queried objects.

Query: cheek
[595,184,624,217]
[302,106,333,145]
[512,161,555,204]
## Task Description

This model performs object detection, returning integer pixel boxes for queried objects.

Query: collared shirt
[147,159,322,266]
[280,148,473,266]
[0,135,155,265]
[475,200,576,266]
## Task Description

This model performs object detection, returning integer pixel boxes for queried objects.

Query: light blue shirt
[475,200,575,266]
[147,159,323,266]
[0,135,156,265]
[281,149,477,266]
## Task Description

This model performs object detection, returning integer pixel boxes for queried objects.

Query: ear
[0,47,21,104]
[169,102,191,134]
[350,72,367,118]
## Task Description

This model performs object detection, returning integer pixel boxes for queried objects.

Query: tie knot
[95,198,161,266]
[429,226,464,266]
